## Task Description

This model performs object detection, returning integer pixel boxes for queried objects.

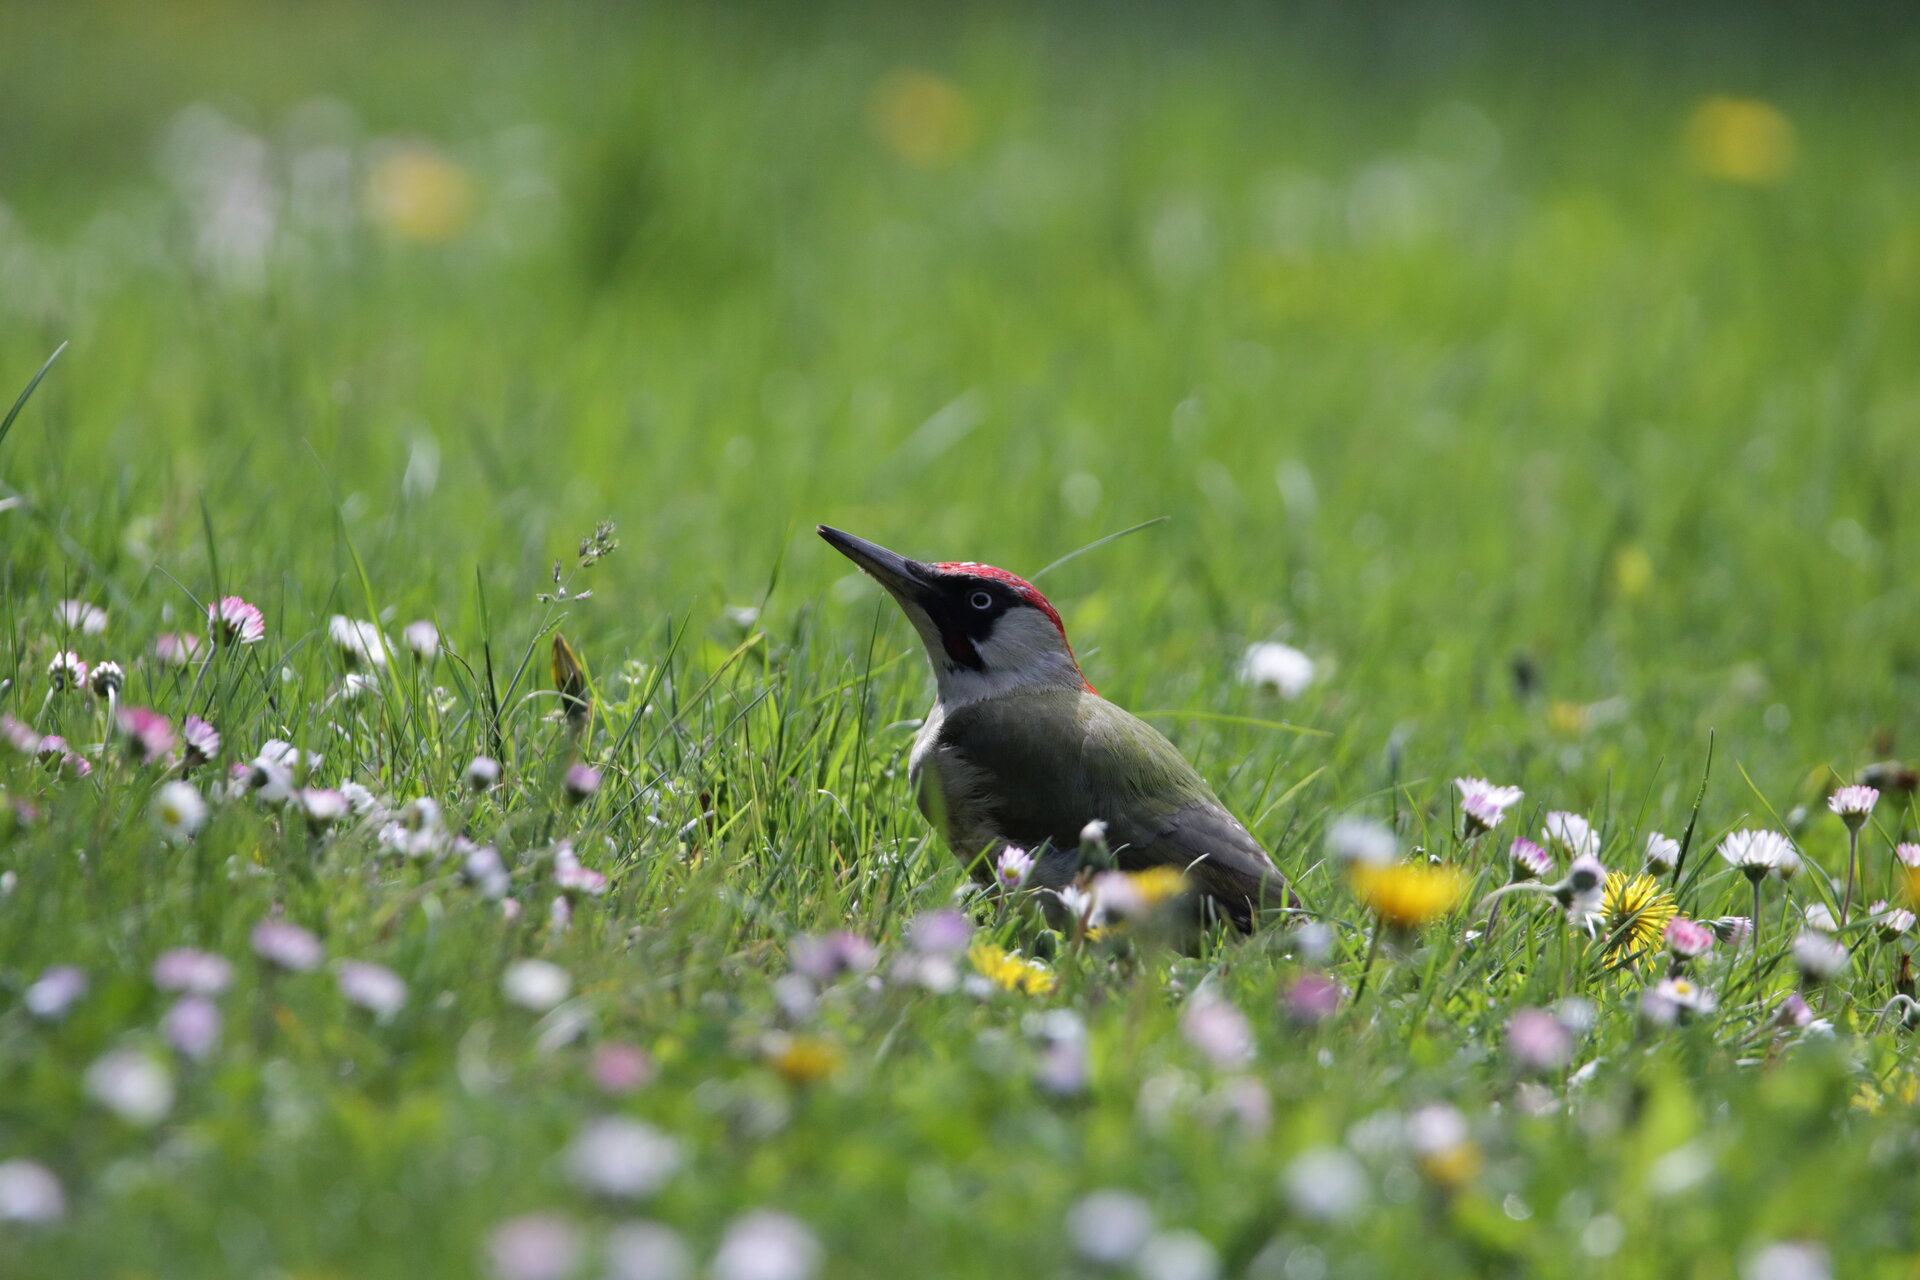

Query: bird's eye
[968,591,994,610]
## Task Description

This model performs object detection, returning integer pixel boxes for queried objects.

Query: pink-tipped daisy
[555,863,610,898]
[337,961,408,1022]
[55,600,107,635]
[114,706,177,764]
[1508,838,1553,882]
[997,845,1035,890]
[1455,777,1523,834]
[465,755,502,791]
[1,714,41,754]
[1664,917,1714,960]
[207,596,266,646]
[1542,811,1598,858]
[1899,843,1920,869]
[46,651,88,693]
[563,762,602,802]
[1642,976,1717,1024]
[1716,829,1795,882]
[152,632,203,667]
[1828,785,1879,830]
[180,716,221,768]
[251,919,324,972]
[402,620,440,660]
[1710,916,1752,945]
[1791,931,1849,983]
[151,948,233,995]
[327,615,388,668]
[298,788,351,829]
[88,660,124,698]
[1870,900,1917,942]
[1504,1007,1573,1073]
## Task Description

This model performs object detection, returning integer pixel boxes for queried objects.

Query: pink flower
[1508,838,1553,882]
[153,632,203,667]
[590,1043,656,1094]
[1181,997,1256,1068]
[161,996,222,1061]
[1455,777,1523,833]
[1710,916,1753,945]
[996,845,1035,889]
[298,788,351,829]
[1504,1007,1573,1072]
[563,763,601,801]
[555,863,609,898]
[251,919,324,972]
[114,706,177,764]
[1,715,41,754]
[46,651,87,693]
[402,620,440,660]
[0,1159,65,1223]
[1283,972,1343,1024]
[788,932,878,982]
[152,947,233,995]
[181,716,221,767]
[1899,843,1920,869]
[1665,918,1715,960]
[208,596,266,646]
[711,1210,822,1280]
[24,967,88,1020]
[1776,993,1815,1029]
[487,1214,583,1280]
[88,661,124,698]
[1828,785,1879,828]
[338,961,408,1021]
[56,600,107,635]
[907,909,973,956]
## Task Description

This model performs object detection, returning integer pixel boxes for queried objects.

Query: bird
[818,525,1288,930]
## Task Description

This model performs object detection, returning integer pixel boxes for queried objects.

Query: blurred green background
[10,1,1920,813]
[8,4,1920,1277]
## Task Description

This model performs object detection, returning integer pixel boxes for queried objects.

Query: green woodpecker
[819,526,1288,929]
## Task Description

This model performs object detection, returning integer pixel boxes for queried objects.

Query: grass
[5,2,1920,1276]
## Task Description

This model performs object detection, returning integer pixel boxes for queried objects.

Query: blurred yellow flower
[1350,862,1466,930]
[868,70,976,169]
[968,942,1056,995]
[1546,701,1588,735]
[765,1033,841,1085]
[1598,872,1678,960]
[1610,544,1654,601]
[1685,97,1795,185]
[1126,866,1188,909]
[1852,1074,1918,1114]
[366,143,475,243]
[1417,1141,1482,1191]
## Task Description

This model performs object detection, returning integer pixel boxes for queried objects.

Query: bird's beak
[817,526,934,601]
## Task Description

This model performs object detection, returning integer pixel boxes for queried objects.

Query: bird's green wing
[937,691,1286,922]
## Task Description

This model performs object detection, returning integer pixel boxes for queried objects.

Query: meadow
[5,2,1920,1276]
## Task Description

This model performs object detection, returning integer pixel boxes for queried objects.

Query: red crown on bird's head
[932,561,1094,693]
[934,562,1066,640]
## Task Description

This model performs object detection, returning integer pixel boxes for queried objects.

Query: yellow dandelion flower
[366,143,475,243]
[967,942,1057,995]
[1126,866,1189,909]
[1685,97,1795,185]
[1350,862,1466,930]
[1598,872,1678,960]
[765,1034,841,1085]
[1417,1141,1482,1191]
